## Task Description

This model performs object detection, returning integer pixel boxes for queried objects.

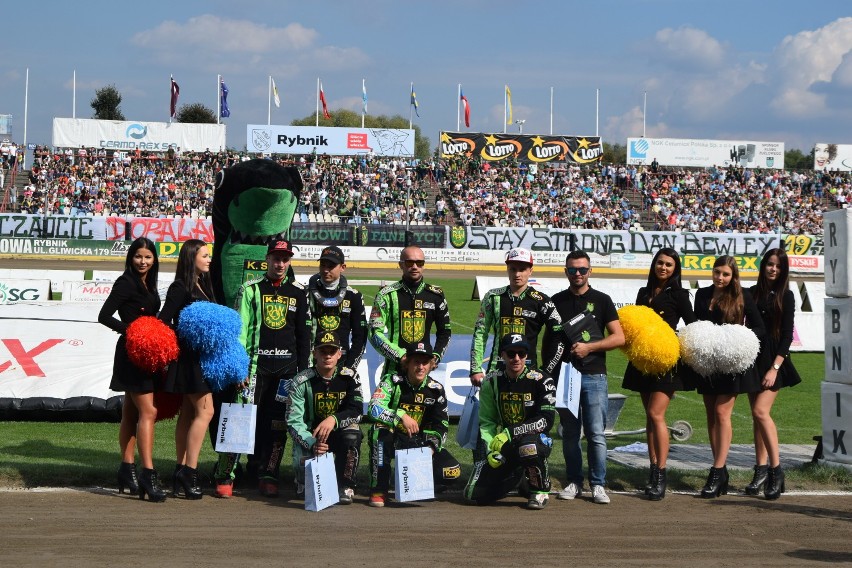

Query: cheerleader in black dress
[158,239,216,499]
[622,248,697,500]
[98,237,166,501]
[746,248,801,500]
[692,255,766,498]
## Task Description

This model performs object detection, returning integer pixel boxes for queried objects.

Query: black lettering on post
[829,258,838,285]
[833,309,841,333]
[832,346,842,371]
[832,430,846,455]
[829,222,837,248]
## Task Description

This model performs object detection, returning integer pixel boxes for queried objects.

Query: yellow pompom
[617,305,680,376]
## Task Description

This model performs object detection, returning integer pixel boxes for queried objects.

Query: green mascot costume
[208,158,303,495]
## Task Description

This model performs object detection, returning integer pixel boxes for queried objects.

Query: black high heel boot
[648,468,667,501]
[138,468,167,502]
[700,466,729,498]
[175,465,203,500]
[172,464,185,497]
[117,462,138,495]
[745,464,768,496]
[764,465,785,500]
[644,464,659,495]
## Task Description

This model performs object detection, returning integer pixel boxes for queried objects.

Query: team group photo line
[101,163,797,510]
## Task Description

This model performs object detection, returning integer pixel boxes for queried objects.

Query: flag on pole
[410,84,420,117]
[460,89,471,128]
[220,79,230,118]
[272,78,280,108]
[506,85,513,125]
[170,76,180,118]
[362,79,368,114]
[319,82,331,119]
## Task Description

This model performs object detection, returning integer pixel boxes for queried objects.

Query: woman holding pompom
[622,248,696,500]
[98,237,166,502]
[746,249,801,500]
[159,239,216,499]
[693,255,765,498]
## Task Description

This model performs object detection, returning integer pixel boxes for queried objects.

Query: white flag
[272,78,280,108]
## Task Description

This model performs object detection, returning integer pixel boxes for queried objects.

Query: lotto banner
[440,132,602,164]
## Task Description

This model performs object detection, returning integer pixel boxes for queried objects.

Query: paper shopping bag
[304,453,340,512]
[214,402,257,454]
[394,447,435,502]
[455,388,480,449]
[555,362,581,418]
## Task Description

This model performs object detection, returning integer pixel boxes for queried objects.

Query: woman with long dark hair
[158,238,216,499]
[622,248,696,500]
[747,248,801,499]
[693,255,765,498]
[98,237,166,501]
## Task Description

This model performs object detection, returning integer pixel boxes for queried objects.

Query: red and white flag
[319,82,331,119]
[460,89,471,128]
[170,76,180,119]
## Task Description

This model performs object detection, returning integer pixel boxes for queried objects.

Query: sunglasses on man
[566,267,590,275]
[402,259,426,267]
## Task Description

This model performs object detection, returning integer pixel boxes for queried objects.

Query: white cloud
[653,26,726,70]
[770,17,852,116]
[131,15,317,53]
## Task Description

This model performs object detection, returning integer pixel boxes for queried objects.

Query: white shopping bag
[214,402,257,454]
[555,362,581,418]
[394,447,434,502]
[455,388,480,450]
[304,453,340,512]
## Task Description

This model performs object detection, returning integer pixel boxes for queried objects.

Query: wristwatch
[772,363,781,370]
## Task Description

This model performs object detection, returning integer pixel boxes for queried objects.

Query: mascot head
[210,159,303,307]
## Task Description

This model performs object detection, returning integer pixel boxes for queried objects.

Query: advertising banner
[0,279,51,303]
[813,143,852,172]
[626,137,785,169]
[52,118,226,153]
[245,125,415,156]
[440,132,602,164]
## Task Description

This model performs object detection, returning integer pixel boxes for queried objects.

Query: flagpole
[23,67,29,170]
[409,82,413,129]
[361,79,365,128]
[457,84,460,131]
[316,78,320,127]
[550,87,553,135]
[72,70,76,119]
[643,91,647,138]
[595,88,599,136]
[169,75,172,123]
[217,75,221,124]
[268,76,272,125]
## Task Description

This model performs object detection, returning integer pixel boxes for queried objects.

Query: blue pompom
[177,301,242,352]
[200,343,250,392]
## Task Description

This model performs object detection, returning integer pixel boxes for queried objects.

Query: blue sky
[2,1,852,153]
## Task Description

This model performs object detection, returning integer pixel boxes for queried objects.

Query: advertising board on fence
[0,279,51,303]
[53,118,226,153]
[626,137,785,169]
[246,125,415,156]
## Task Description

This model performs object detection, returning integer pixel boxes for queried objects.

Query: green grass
[2,275,848,491]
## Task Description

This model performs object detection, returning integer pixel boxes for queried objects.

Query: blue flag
[220,80,230,118]
[410,84,420,117]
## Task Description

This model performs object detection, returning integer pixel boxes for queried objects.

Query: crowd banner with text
[52,118,227,153]
[245,125,415,156]
[439,132,602,164]
[626,137,785,169]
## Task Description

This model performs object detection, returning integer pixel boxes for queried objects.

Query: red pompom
[125,316,180,374]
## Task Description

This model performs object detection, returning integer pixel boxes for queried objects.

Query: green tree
[601,142,626,164]
[291,109,430,160]
[784,147,812,170]
[90,85,125,121]
[175,103,217,123]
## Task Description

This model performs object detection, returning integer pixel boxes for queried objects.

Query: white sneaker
[558,482,582,500]
[338,487,354,505]
[592,485,610,504]
[526,493,549,510]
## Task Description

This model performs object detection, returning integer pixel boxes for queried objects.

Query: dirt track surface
[2,489,850,567]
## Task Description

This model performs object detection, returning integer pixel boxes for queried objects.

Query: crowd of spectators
[2,144,850,235]
[438,155,846,234]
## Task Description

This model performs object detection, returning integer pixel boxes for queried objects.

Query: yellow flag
[506,85,513,125]
[272,78,281,108]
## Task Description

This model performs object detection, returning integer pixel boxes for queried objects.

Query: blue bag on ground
[455,388,480,449]
[304,453,339,512]
[394,447,435,502]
